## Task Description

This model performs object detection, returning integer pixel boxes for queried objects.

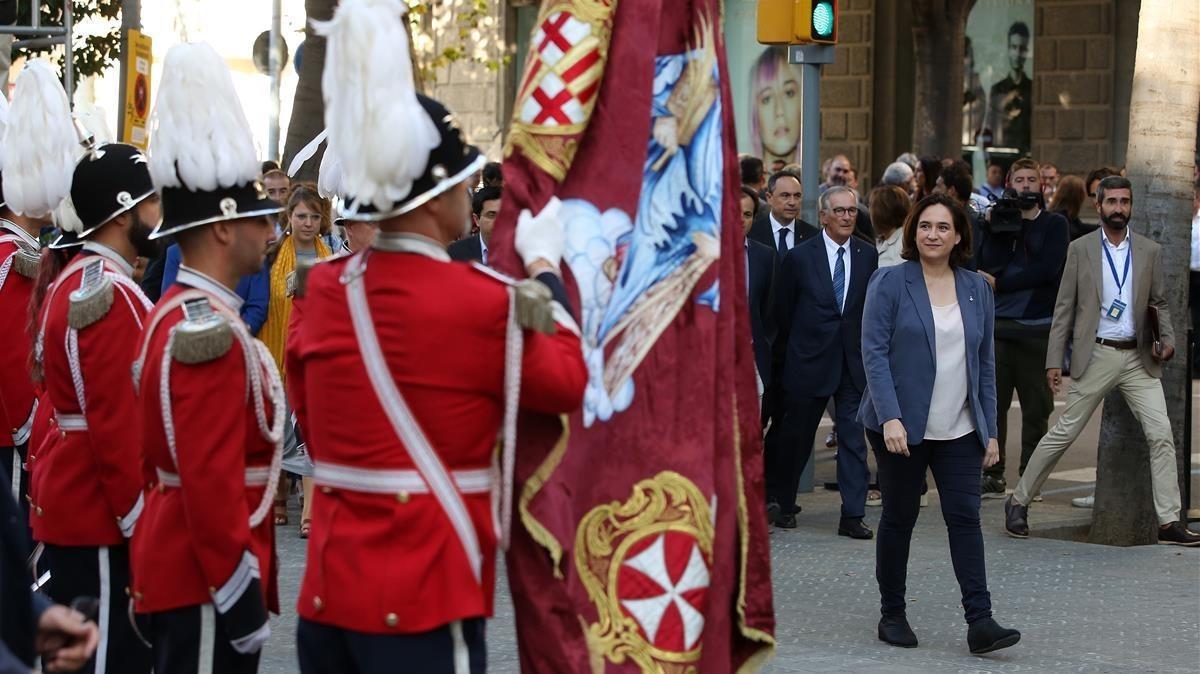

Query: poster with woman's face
[965,0,1035,154]
[726,1,804,170]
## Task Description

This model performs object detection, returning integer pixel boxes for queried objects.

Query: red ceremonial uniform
[29,244,150,545]
[130,267,281,617]
[286,235,587,635]
[0,221,40,446]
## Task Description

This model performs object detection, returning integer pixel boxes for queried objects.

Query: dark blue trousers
[765,366,869,518]
[868,430,993,624]
[1,444,32,550]
[298,617,485,674]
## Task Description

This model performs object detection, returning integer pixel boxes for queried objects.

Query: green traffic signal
[812,1,835,38]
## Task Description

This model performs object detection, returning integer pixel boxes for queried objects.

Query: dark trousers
[1189,271,1200,375]
[869,430,992,624]
[298,617,486,674]
[989,323,1054,479]
[41,544,151,674]
[765,367,869,518]
[143,604,261,674]
[0,444,32,550]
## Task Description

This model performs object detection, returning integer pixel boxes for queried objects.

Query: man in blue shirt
[160,242,270,334]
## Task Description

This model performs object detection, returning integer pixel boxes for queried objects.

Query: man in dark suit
[1,488,99,671]
[748,169,819,256]
[764,186,879,538]
[449,185,501,264]
[740,186,777,400]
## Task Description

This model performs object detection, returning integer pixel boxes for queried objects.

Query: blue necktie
[777,227,790,253]
[833,247,845,313]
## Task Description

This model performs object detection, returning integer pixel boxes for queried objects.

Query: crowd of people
[738,149,1200,650]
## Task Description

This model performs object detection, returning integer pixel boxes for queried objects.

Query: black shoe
[1004,495,1029,538]
[775,511,797,529]
[1157,521,1200,547]
[838,517,873,539]
[981,474,1007,499]
[967,617,1020,655]
[878,615,918,648]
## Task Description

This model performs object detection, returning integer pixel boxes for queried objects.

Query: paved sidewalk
[261,484,1200,673]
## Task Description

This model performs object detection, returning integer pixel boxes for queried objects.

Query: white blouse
[924,302,975,441]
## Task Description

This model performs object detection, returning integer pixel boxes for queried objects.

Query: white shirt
[821,229,852,312]
[479,234,489,266]
[1097,230,1135,341]
[1190,209,1200,271]
[924,301,975,441]
[876,228,904,268]
[769,212,795,254]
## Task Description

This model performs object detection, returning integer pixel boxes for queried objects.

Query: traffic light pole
[789,44,835,226]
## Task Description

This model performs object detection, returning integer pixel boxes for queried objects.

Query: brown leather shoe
[1157,521,1200,547]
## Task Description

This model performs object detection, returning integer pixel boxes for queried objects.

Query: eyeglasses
[828,206,859,218]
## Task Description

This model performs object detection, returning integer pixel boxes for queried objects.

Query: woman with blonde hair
[259,182,334,537]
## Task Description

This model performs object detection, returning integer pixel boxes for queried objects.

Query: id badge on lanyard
[1102,232,1131,321]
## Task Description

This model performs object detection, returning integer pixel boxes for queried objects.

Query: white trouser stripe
[198,605,215,674]
[9,452,17,501]
[450,620,469,674]
[96,547,110,674]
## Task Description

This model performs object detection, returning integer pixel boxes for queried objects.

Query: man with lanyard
[29,138,160,673]
[1005,176,1200,546]
[286,2,586,671]
[128,43,285,672]
[0,60,77,549]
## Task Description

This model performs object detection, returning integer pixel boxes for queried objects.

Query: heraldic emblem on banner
[575,472,714,673]
[507,0,617,182]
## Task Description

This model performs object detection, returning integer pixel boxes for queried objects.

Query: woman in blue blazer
[859,194,1020,655]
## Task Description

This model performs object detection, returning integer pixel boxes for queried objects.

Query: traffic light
[756,0,839,46]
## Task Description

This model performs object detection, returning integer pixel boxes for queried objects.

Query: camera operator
[976,158,1069,499]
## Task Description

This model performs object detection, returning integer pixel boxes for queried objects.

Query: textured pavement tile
[262,488,1200,672]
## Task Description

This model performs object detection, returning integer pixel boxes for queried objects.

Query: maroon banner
[491,0,776,670]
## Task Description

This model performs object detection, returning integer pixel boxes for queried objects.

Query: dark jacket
[748,210,819,254]
[746,238,777,387]
[770,231,877,401]
[448,235,484,263]
[1,488,51,671]
[976,209,1069,322]
[859,261,998,450]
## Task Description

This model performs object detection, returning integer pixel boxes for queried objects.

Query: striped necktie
[833,246,845,312]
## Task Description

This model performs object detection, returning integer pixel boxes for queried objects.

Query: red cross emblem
[616,531,711,653]
[517,10,604,128]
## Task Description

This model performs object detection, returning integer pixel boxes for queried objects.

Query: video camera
[987,188,1042,234]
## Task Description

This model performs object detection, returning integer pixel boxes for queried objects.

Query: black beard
[1101,213,1128,230]
[128,212,159,258]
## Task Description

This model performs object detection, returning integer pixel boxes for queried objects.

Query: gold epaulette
[11,248,39,279]
[67,259,114,329]
[469,263,557,335]
[171,297,233,364]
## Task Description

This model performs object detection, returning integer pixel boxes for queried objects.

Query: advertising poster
[964,0,1035,155]
[725,0,804,171]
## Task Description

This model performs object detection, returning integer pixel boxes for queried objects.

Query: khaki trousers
[1014,343,1181,524]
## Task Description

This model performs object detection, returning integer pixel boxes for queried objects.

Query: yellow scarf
[258,234,332,378]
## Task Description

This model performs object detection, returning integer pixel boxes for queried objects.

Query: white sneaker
[1072,494,1094,508]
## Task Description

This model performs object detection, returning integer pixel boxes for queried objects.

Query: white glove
[515,196,564,270]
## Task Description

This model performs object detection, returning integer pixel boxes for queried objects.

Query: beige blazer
[1046,231,1174,379]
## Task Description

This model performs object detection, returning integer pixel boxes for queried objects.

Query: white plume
[2,60,79,218]
[315,0,439,212]
[287,128,327,178]
[148,43,259,192]
[0,94,10,168]
[316,144,345,199]
[54,192,84,234]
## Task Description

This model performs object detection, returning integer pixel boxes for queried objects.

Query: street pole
[789,44,835,226]
[267,0,282,163]
[116,0,140,140]
[789,44,835,493]
[62,0,73,101]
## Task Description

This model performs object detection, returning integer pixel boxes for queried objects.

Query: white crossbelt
[55,412,88,431]
[156,466,273,488]
[313,461,493,495]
